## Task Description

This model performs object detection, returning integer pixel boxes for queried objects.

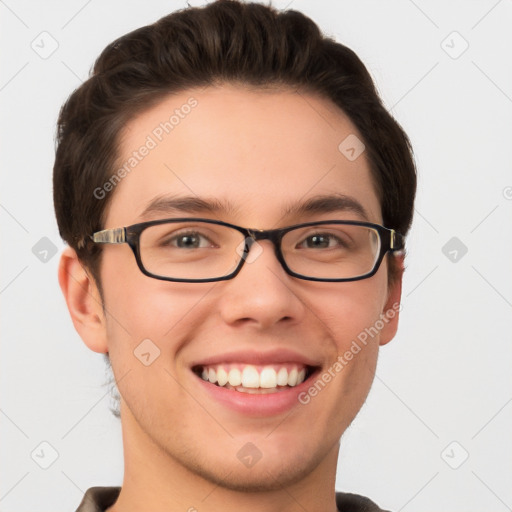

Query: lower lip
[193,370,320,416]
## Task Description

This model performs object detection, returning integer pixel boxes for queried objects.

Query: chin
[177,445,329,493]
[192,464,312,493]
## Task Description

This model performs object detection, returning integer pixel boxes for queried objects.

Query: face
[79,85,401,492]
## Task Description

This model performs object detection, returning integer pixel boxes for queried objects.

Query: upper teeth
[200,364,307,388]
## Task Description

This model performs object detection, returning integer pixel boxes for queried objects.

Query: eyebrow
[282,194,369,221]
[139,193,369,222]
[139,195,241,218]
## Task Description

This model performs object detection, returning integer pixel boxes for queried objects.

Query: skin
[59,84,403,512]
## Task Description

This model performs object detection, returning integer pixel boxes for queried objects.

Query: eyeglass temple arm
[390,230,405,251]
[91,227,127,244]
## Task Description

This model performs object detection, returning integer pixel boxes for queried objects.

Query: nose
[217,239,305,330]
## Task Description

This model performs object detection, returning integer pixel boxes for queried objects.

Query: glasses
[90,218,404,283]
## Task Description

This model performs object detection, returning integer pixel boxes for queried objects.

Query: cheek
[99,252,193,355]
[296,287,385,437]
[312,276,389,352]
[103,282,207,345]
[100,277,210,418]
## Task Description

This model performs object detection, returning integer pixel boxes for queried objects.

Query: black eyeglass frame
[91,218,404,283]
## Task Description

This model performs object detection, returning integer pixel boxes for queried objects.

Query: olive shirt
[74,486,390,512]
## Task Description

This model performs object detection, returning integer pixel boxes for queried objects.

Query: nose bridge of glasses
[247,227,282,242]
[238,229,284,265]
[245,228,283,252]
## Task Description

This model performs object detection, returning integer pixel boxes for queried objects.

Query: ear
[379,254,404,346]
[58,247,109,353]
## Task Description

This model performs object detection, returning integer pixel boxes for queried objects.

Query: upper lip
[189,348,322,369]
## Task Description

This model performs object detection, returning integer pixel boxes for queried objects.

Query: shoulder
[336,491,391,512]
[74,487,121,512]
[74,487,388,512]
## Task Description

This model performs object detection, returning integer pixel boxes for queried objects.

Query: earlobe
[58,247,109,353]
[379,254,404,346]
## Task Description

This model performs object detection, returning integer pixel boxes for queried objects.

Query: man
[54,1,416,510]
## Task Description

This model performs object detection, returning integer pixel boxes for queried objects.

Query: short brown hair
[53,0,416,288]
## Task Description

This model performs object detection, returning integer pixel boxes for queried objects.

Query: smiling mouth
[192,363,318,394]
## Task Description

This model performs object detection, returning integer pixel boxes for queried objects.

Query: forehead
[106,84,381,227]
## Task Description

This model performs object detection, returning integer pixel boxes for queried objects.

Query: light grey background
[1,1,511,511]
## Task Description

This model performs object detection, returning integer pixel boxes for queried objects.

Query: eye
[164,231,213,249]
[298,233,348,249]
